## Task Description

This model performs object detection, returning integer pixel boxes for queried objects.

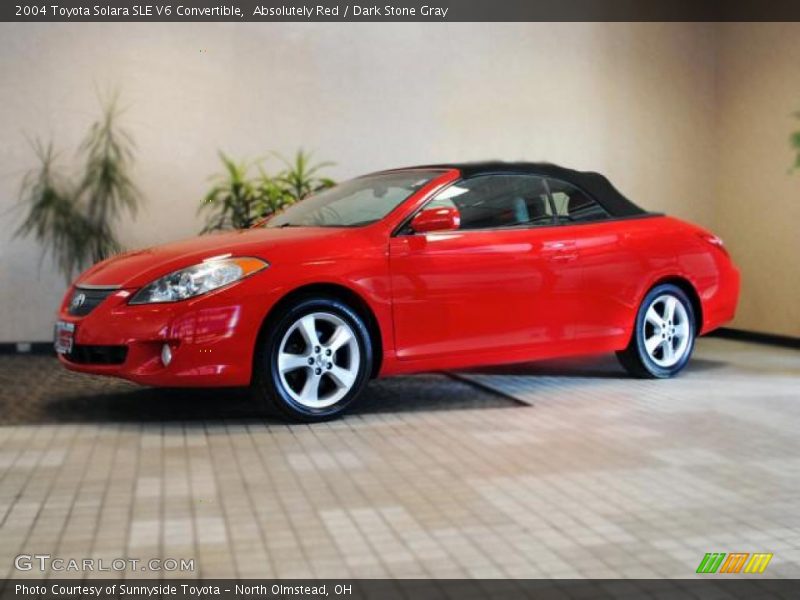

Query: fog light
[161,343,172,367]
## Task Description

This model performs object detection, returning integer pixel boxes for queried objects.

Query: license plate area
[54,321,75,355]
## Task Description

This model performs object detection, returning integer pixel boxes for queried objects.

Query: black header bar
[4,0,800,22]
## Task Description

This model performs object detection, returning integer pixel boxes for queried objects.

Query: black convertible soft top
[393,161,646,218]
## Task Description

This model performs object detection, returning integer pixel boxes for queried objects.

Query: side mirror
[410,206,461,234]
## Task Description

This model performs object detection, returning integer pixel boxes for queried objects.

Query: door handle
[543,240,577,261]
[551,252,578,262]
[544,241,568,251]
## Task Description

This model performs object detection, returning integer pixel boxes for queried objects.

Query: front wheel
[253,297,373,422]
[616,283,696,378]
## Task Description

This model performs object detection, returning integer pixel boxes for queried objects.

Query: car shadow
[0,353,726,426]
[0,369,519,426]
[461,354,726,378]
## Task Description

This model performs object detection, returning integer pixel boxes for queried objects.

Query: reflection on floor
[0,337,798,578]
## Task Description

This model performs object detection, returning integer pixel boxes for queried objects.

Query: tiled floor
[0,338,798,579]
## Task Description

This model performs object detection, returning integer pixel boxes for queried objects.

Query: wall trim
[707,328,800,350]
[0,342,55,355]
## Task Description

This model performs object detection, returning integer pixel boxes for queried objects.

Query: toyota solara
[55,162,740,421]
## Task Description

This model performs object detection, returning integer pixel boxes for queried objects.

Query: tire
[253,296,373,422]
[616,283,696,379]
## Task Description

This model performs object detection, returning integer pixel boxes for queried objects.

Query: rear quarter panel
[622,216,739,336]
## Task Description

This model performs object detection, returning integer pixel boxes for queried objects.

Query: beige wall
[0,22,781,343]
[716,24,800,337]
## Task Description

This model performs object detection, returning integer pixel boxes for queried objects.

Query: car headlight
[129,257,269,304]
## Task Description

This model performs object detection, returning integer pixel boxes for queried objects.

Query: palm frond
[272,149,336,201]
[200,149,334,232]
[14,92,143,283]
[78,93,141,225]
[791,113,800,171]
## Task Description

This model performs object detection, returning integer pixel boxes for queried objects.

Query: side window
[427,175,553,230]
[547,179,609,223]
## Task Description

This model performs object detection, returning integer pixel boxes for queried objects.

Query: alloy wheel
[642,294,691,368]
[277,311,361,409]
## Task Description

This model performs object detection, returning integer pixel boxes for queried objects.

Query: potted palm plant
[15,94,142,283]
[200,149,335,232]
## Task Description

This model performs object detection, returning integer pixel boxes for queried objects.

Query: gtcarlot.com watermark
[15,554,195,573]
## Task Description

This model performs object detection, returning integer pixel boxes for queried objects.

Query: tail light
[698,232,729,257]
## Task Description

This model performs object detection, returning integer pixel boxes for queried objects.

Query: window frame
[545,176,611,225]
[395,173,560,236]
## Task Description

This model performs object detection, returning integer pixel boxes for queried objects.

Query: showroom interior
[0,22,798,579]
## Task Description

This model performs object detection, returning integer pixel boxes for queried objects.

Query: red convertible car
[55,162,740,421]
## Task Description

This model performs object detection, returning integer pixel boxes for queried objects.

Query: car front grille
[67,287,118,317]
[65,344,128,365]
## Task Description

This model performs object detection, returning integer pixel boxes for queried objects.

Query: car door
[546,177,646,349]
[389,174,583,362]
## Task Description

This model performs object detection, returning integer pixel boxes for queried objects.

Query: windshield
[266,170,442,228]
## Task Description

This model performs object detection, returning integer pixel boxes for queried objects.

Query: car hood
[76,227,356,288]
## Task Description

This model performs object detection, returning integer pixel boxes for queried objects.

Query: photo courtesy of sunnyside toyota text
[0,1,799,598]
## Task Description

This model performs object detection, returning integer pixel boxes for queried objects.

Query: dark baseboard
[0,342,55,356]
[707,327,800,350]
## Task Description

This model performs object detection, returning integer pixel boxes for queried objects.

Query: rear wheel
[616,283,696,378]
[253,297,373,422]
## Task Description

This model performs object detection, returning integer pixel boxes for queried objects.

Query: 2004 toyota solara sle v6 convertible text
[55,162,740,421]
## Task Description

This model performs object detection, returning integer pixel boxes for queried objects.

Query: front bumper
[56,280,274,387]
